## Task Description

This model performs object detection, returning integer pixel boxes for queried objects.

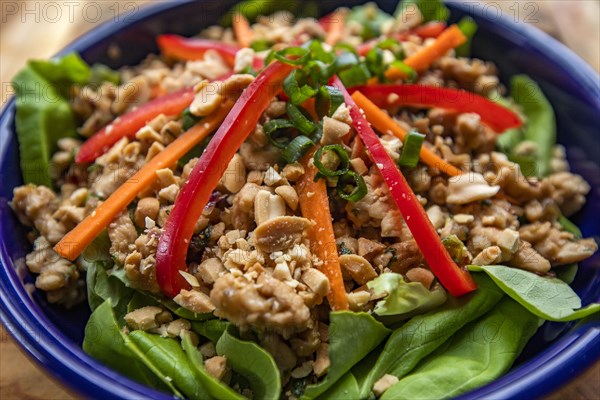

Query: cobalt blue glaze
[0,0,598,398]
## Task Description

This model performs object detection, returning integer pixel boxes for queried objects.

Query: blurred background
[1,0,599,399]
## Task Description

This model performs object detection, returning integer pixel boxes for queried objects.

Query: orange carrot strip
[385,24,467,81]
[233,13,253,48]
[352,91,463,177]
[54,103,233,261]
[325,11,345,46]
[298,149,349,311]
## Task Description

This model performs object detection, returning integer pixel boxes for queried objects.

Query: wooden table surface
[1,1,599,399]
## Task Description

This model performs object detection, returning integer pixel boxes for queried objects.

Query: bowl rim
[1,1,599,399]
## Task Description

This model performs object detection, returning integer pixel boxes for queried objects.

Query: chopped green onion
[456,17,478,57]
[250,39,273,52]
[286,103,316,135]
[338,63,372,87]
[331,52,359,73]
[315,85,344,118]
[264,119,296,149]
[332,43,358,55]
[398,129,425,168]
[283,135,314,163]
[389,60,417,82]
[366,48,386,79]
[283,70,317,105]
[181,108,201,131]
[313,144,350,177]
[337,171,367,201]
[376,38,404,59]
[558,215,583,239]
[267,47,310,66]
[307,40,334,63]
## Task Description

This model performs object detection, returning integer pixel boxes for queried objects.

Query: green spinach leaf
[468,265,600,321]
[82,300,175,394]
[192,319,230,343]
[182,334,244,400]
[216,325,281,400]
[358,274,503,398]
[367,273,447,322]
[380,297,541,400]
[499,75,556,177]
[301,312,391,400]
[321,372,360,399]
[129,331,212,400]
[12,54,91,186]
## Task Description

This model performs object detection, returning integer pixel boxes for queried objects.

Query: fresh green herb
[388,60,416,82]
[283,69,318,105]
[338,63,372,87]
[315,85,344,118]
[337,171,368,202]
[468,265,600,321]
[181,108,201,131]
[456,17,478,57]
[216,325,281,400]
[395,0,449,23]
[367,273,447,321]
[307,40,335,64]
[398,129,425,167]
[358,274,504,398]
[286,103,316,135]
[12,53,91,186]
[376,38,404,59]
[267,46,310,66]
[250,39,273,52]
[347,3,394,39]
[313,144,350,177]
[283,135,314,163]
[263,119,296,148]
[381,297,541,400]
[221,0,300,25]
[301,312,391,400]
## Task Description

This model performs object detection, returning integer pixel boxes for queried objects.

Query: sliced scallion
[398,129,425,168]
[283,70,317,105]
[315,85,344,118]
[264,119,296,149]
[338,63,372,87]
[286,103,316,135]
[338,171,367,201]
[389,60,417,82]
[313,144,350,177]
[268,47,311,66]
[283,135,314,163]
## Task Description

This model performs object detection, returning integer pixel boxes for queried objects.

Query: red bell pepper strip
[334,76,477,297]
[399,21,447,40]
[76,87,195,163]
[157,34,265,70]
[348,84,522,133]
[157,34,240,66]
[156,61,295,298]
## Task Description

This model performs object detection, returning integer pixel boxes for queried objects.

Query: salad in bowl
[6,0,599,399]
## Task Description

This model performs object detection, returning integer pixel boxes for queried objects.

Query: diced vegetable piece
[233,12,253,48]
[352,90,462,176]
[398,130,425,168]
[54,103,232,261]
[456,17,478,57]
[334,76,477,297]
[155,61,295,298]
[350,84,522,133]
[76,87,194,163]
[385,25,466,81]
[298,148,349,311]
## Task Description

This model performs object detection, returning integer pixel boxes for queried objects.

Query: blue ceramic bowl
[1,1,599,398]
